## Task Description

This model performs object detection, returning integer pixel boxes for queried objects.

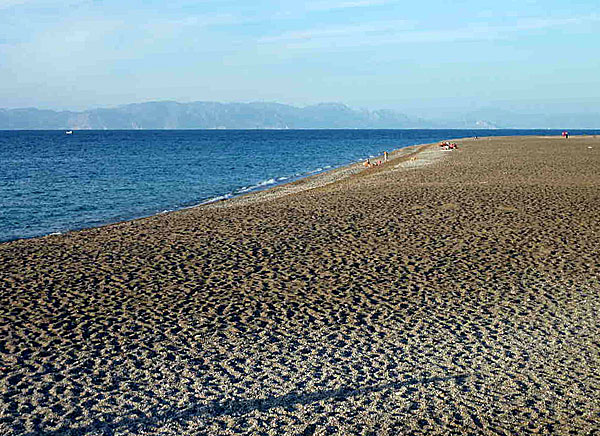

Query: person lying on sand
[439,141,458,150]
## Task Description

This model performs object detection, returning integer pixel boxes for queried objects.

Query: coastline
[204,140,441,210]
[1,135,599,435]
[0,138,444,245]
[3,131,598,244]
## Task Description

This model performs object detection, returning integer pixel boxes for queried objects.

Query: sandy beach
[1,135,599,435]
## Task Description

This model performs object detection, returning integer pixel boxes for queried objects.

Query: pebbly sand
[1,136,599,435]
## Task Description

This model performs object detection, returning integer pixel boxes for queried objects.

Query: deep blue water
[1,129,598,242]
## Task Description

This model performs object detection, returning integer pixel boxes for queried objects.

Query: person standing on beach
[384,151,388,163]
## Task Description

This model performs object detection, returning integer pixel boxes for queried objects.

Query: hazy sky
[1,0,599,115]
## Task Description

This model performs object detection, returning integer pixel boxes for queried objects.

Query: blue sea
[1,129,598,242]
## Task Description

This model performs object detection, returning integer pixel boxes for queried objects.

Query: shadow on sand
[26,374,469,435]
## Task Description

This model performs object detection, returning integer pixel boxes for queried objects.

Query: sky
[1,0,599,116]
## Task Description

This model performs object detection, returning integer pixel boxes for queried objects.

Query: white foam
[238,178,278,193]
[257,178,277,186]
[200,193,233,205]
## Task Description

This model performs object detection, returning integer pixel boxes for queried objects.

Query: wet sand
[1,135,599,435]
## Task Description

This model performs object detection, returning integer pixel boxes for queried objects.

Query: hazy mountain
[0,101,425,130]
[436,107,600,129]
[0,101,597,129]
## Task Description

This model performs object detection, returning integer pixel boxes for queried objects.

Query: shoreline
[1,138,448,245]
[204,139,442,210]
[4,132,597,245]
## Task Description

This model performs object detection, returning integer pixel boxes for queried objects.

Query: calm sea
[1,129,598,242]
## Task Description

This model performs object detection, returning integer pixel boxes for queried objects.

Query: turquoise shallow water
[1,129,598,242]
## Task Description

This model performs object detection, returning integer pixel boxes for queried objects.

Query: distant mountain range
[0,101,598,129]
[0,102,423,130]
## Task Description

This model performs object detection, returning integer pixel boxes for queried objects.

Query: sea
[1,129,598,242]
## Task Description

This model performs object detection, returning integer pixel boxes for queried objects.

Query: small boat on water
[65,130,73,135]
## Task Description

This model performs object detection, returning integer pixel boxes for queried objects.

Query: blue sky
[1,0,599,116]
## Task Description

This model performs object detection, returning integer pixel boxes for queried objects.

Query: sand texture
[1,136,599,435]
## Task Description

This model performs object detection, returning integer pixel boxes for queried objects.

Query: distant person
[384,151,389,162]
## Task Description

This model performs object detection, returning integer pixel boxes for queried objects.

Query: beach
[1,135,599,434]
